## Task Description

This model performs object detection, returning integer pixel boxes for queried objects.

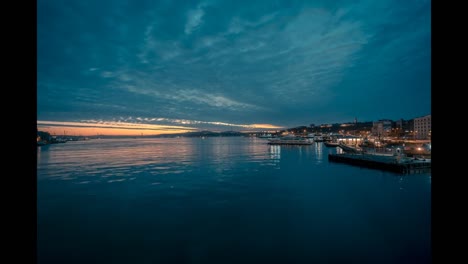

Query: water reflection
[37,137,430,187]
[398,176,405,191]
[315,142,323,162]
[37,138,198,182]
[37,137,279,183]
[37,145,41,160]
[38,137,431,264]
[269,145,281,161]
[336,147,344,154]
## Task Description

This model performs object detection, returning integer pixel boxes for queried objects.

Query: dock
[328,153,431,174]
[267,141,313,145]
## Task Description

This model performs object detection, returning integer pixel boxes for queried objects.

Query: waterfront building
[371,119,392,137]
[413,114,431,139]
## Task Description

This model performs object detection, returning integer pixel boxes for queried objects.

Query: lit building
[413,114,431,139]
[336,135,363,145]
[371,119,392,137]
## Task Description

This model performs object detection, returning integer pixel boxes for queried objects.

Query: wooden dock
[328,153,431,174]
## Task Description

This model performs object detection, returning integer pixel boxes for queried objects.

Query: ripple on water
[37,138,431,263]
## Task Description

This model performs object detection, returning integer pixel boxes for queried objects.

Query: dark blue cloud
[38,0,430,129]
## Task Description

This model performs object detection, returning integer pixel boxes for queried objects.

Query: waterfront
[37,137,431,264]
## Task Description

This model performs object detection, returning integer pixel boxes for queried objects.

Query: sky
[37,0,431,136]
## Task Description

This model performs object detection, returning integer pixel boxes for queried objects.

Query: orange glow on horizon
[36,120,284,136]
[38,126,194,136]
[249,124,284,129]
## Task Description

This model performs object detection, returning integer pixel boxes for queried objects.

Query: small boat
[37,140,48,146]
[324,141,339,147]
[314,134,325,142]
[267,135,313,145]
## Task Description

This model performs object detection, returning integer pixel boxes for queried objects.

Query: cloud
[38,119,283,132]
[184,6,205,35]
[37,120,198,131]
[101,71,115,78]
[227,12,277,35]
[114,75,265,112]
[38,0,431,128]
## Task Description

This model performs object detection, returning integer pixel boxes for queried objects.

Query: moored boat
[338,142,364,153]
[258,133,273,138]
[324,141,340,147]
[267,135,313,145]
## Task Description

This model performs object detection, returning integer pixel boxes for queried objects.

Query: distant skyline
[38,0,430,136]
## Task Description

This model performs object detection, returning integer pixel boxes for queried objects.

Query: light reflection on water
[315,141,323,161]
[37,137,431,264]
[269,145,281,162]
[37,138,429,186]
[37,138,280,184]
[336,146,344,154]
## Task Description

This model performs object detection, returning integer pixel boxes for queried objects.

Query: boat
[37,140,48,146]
[324,141,340,147]
[267,135,313,145]
[313,134,325,142]
[338,142,364,153]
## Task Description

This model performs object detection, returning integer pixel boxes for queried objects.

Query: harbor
[37,137,431,264]
[328,152,431,174]
[37,1,431,262]
[267,134,313,145]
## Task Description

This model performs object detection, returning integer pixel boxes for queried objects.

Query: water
[37,137,431,264]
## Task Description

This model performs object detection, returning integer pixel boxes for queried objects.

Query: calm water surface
[37,137,431,264]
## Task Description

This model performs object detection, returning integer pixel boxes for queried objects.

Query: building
[413,114,431,139]
[393,119,414,138]
[335,135,363,145]
[371,119,392,137]
[395,119,404,130]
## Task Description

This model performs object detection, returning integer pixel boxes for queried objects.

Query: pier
[328,153,431,174]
